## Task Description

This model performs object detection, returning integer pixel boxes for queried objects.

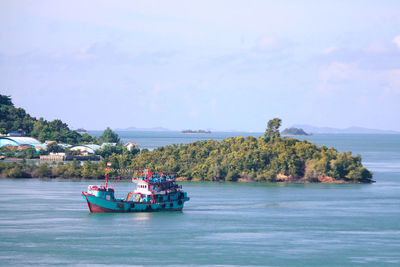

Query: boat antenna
[112,176,121,189]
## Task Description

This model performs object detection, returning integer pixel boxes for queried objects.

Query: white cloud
[255,36,279,52]
[393,35,400,49]
[322,46,339,54]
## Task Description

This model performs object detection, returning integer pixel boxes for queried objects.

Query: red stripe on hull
[88,202,124,213]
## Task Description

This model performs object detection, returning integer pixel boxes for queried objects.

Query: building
[7,130,27,137]
[125,142,140,151]
[101,142,117,148]
[69,144,101,155]
[40,152,101,162]
[0,136,46,151]
[40,153,66,162]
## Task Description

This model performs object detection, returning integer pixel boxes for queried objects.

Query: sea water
[0,133,399,266]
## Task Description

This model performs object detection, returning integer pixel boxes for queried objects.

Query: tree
[0,95,13,106]
[0,94,98,145]
[37,163,53,177]
[47,143,65,153]
[264,118,282,141]
[99,127,120,143]
[96,144,124,158]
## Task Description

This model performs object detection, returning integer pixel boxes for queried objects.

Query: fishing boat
[81,168,190,213]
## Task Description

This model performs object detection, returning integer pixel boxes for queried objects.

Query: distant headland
[292,124,400,134]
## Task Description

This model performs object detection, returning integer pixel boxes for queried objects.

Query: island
[281,127,311,136]
[0,94,373,183]
[181,129,211,134]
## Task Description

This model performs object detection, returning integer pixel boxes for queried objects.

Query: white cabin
[134,181,152,195]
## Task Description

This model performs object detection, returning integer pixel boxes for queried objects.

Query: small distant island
[281,127,311,136]
[181,129,211,134]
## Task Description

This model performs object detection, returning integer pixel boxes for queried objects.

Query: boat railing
[132,173,176,183]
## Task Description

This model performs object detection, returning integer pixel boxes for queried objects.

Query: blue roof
[0,136,43,147]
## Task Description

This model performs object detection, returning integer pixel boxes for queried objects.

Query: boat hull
[82,192,189,213]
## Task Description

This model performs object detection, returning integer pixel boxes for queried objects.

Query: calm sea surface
[1,133,400,266]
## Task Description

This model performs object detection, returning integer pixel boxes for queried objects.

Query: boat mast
[105,162,112,188]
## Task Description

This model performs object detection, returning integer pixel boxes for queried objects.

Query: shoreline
[0,176,375,184]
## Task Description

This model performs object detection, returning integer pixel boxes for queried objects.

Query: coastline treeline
[0,94,373,183]
[0,119,373,183]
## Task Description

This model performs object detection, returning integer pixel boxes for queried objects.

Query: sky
[1,0,400,131]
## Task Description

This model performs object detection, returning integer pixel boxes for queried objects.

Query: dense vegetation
[0,95,96,144]
[0,123,373,182]
[126,128,372,182]
[0,94,373,183]
[281,127,310,136]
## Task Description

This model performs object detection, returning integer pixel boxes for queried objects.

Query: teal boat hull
[82,192,189,213]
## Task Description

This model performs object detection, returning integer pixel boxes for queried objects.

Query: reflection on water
[131,212,152,222]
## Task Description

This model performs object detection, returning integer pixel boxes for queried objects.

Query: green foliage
[96,144,139,160]
[0,162,32,178]
[35,163,53,178]
[0,94,97,144]
[0,95,35,134]
[17,147,38,159]
[99,127,120,143]
[53,160,105,179]
[96,145,124,158]
[46,143,65,153]
[0,114,373,183]
[0,146,17,158]
[0,146,38,159]
[127,132,372,183]
[81,161,105,178]
[264,118,282,142]
[53,159,82,177]
[5,167,30,178]
[0,95,13,106]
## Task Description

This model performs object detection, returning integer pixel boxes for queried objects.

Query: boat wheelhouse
[81,169,189,213]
